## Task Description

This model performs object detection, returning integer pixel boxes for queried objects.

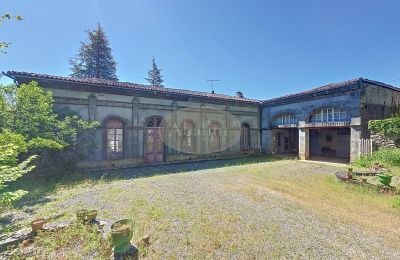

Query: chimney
[236,91,244,98]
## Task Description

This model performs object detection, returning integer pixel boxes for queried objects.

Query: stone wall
[370,131,399,150]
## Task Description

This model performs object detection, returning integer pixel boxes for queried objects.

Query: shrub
[1,82,99,175]
[354,148,400,168]
[369,117,400,138]
[0,145,36,207]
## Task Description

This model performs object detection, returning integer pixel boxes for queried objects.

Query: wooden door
[145,127,164,163]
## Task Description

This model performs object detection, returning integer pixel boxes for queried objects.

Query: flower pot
[30,218,46,232]
[377,174,393,186]
[110,219,134,254]
[85,209,98,223]
[76,209,88,222]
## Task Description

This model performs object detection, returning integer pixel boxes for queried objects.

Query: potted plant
[371,162,386,173]
[347,168,353,180]
[110,219,134,254]
[377,173,393,186]
[85,209,98,223]
[30,218,46,232]
[76,209,88,222]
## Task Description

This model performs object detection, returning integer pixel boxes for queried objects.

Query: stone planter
[377,174,393,186]
[30,219,46,232]
[76,209,88,222]
[85,210,98,223]
[110,219,134,254]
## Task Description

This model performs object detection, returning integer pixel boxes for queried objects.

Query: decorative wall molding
[54,96,258,115]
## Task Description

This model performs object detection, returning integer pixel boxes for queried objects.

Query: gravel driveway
[2,159,400,259]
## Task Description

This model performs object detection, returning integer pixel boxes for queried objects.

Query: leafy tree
[13,82,59,142]
[0,13,23,54]
[145,57,164,87]
[0,89,6,128]
[70,24,118,80]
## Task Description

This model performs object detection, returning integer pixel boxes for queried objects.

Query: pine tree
[145,57,164,87]
[70,24,118,81]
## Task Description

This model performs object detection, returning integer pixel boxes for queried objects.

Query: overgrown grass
[10,222,111,259]
[2,159,400,258]
[354,148,400,169]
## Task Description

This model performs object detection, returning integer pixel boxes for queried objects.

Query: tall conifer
[145,57,164,87]
[70,24,118,80]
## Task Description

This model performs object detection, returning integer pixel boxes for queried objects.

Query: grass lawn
[2,157,400,259]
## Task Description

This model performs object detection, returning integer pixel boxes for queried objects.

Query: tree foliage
[70,24,118,80]
[0,13,23,54]
[13,81,58,140]
[0,81,99,206]
[0,144,36,207]
[369,116,400,137]
[145,57,164,87]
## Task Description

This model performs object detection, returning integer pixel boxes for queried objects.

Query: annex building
[5,71,400,168]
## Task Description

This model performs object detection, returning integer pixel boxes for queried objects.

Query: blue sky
[1,0,400,100]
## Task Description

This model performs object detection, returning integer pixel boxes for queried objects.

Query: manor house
[5,71,400,168]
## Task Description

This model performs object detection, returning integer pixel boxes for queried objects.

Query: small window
[326,135,333,142]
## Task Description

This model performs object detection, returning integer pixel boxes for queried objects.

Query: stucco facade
[5,72,400,167]
[6,72,261,169]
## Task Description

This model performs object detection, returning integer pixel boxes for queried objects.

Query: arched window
[209,122,221,153]
[308,108,350,123]
[182,120,195,153]
[273,113,297,126]
[240,123,250,150]
[105,119,124,160]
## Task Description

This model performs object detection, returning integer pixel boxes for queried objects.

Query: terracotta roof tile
[263,78,400,104]
[4,71,261,104]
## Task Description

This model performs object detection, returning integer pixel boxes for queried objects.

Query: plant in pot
[377,173,393,187]
[371,161,386,173]
[85,209,98,223]
[110,219,134,254]
[76,209,88,223]
[347,168,354,180]
[30,218,46,232]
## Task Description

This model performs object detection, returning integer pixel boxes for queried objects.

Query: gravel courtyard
[2,158,400,259]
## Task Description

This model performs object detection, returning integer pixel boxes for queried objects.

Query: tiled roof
[4,71,260,104]
[263,78,400,104]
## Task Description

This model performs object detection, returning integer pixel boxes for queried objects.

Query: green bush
[354,148,400,168]
[369,117,400,137]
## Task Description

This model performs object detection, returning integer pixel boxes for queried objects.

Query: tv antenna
[207,79,221,94]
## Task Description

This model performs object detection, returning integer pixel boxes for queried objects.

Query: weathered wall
[361,83,400,138]
[262,91,361,128]
[261,90,362,156]
[50,87,261,167]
